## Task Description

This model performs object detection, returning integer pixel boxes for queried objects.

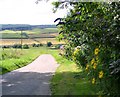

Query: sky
[0,0,68,25]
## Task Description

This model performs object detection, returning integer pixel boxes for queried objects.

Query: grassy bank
[0,47,49,74]
[50,51,102,95]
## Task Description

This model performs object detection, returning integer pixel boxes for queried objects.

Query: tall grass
[0,47,49,74]
[50,50,103,95]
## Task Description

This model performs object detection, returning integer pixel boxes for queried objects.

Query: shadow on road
[2,71,54,95]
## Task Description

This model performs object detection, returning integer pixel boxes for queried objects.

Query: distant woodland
[0,24,56,31]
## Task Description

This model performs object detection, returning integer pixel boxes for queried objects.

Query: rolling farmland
[0,38,64,46]
[0,28,64,46]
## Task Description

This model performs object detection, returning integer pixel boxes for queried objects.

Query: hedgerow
[53,1,120,95]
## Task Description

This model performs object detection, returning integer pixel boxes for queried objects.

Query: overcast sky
[0,0,68,25]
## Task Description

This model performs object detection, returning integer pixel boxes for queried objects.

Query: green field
[0,28,62,46]
[30,28,58,34]
[1,47,47,74]
[0,28,58,39]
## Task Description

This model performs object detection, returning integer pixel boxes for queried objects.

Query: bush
[63,45,73,59]
[32,43,43,47]
[47,42,52,47]
[2,45,11,48]
[55,44,63,49]
[32,43,36,47]
[54,1,120,95]
[23,44,29,49]
[12,44,22,48]
[72,46,88,67]
[39,43,43,46]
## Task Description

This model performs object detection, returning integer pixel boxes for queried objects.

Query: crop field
[0,38,64,46]
[0,28,64,46]
[30,28,58,34]
[0,28,58,39]
[0,28,58,34]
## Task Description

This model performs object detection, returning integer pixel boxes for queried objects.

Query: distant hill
[0,24,57,31]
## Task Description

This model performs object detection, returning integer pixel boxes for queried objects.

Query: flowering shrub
[84,47,120,94]
[72,46,88,67]
[99,71,104,79]
[92,78,96,84]
[54,1,120,95]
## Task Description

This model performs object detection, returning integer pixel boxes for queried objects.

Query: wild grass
[0,47,49,74]
[50,51,103,95]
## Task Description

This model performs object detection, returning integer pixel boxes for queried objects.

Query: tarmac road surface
[1,54,59,95]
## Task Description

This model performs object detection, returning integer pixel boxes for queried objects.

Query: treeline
[0,24,56,31]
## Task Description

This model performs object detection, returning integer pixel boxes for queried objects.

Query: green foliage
[47,42,52,47]
[0,47,50,74]
[32,43,36,47]
[1,49,22,60]
[22,44,29,49]
[51,50,102,95]
[32,43,43,47]
[63,44,73,59]
[12,44,22,48]
[2,45,11,48]
[54,1,120,95]
[54,44,63,49]
[73,46,88,67]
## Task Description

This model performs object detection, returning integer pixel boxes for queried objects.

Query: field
[0,28,64,74]
[0,38,64,46]
[0,28,64,46]
[0,28,58,39]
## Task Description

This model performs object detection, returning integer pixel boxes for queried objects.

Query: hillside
[0,24,57,31]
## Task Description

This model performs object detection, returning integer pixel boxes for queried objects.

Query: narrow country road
[1,54,59,95]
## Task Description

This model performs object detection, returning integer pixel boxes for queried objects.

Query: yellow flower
[99,71,104,78]
[91,58,95,65]
[85,64,89,71]
[92,78,95,84]
[94,48,99,55]
[96,56,99,63]
[93,63,97,69]
[73,49,79,56]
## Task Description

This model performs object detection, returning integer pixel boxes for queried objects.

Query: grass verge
[0,47,49,74]
[50,50,103,95]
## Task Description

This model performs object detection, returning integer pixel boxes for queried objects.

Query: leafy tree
[53,1,120,95]
[47,41,52,47]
